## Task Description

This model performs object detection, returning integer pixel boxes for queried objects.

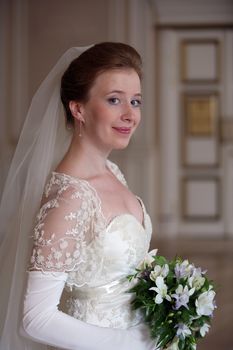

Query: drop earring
[79,120,82,137]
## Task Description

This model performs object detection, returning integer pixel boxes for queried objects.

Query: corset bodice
[66,213,152,329]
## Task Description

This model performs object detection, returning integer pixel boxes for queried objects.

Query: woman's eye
[131,99,142,107]
[108,97,120,105]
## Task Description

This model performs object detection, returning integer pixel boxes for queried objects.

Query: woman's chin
[112,140,131,150]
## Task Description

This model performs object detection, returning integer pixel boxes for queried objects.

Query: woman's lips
[112,127,131,135]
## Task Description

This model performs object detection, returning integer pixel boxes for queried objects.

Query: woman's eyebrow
[106,90,142,97]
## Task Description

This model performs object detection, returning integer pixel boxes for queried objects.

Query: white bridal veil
[0,45,92,350]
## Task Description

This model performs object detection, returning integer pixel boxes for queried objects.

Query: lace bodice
[29,160,152,329]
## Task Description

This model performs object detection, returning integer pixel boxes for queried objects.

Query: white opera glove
[21,271,155,350]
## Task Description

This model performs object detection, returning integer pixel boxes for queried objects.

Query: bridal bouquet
[128,250,216,350]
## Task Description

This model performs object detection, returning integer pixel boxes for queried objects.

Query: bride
[0,42,155,350]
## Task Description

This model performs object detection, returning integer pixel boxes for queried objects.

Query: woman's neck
[56,132,111,179]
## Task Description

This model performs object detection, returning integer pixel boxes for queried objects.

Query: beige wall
[0,0,111,180]
[28,0,109,98]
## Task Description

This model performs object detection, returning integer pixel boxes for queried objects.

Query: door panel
[158,29,233,238]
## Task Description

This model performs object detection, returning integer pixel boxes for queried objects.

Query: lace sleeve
[28,176,94,273]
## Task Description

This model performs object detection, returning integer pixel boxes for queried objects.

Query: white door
[157,28,233,238]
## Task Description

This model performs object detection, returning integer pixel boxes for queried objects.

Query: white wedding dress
[22,160,155,350]
[0,45,156,350]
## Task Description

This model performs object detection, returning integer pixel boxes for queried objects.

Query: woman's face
[78,68,142,152]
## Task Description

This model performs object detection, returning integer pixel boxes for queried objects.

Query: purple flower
[171,285,195,310]
[175,323,191,339]
[175,260,193,279]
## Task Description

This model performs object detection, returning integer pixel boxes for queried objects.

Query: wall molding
[150,0,233,26]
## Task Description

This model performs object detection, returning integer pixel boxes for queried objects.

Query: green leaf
[153,255,168,266]
[178,338,186,350]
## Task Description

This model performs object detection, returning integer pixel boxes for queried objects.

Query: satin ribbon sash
[71,278,131,299]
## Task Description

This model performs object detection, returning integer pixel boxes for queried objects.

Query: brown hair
[60,42,142,127]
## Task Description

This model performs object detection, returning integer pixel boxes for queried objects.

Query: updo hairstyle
[60,42,142,127]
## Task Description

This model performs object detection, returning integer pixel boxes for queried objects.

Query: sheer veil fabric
[0,46,92,350]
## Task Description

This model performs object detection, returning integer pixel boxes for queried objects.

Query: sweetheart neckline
[51,170,146,231]
[105,212,147,232]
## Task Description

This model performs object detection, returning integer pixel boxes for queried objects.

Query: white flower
[139,249,158,269]
[73,250,81,258]
[65,257,72,266]
[45,261,53,269]
[150,264,169,281]
[188,275,205,291]
[200,323,210,337]
[65,212,76,220]
[55,261,63,269]
[60,240,68,250]
[188,267,206,290]
[37,254,45,264]
[150,276,171,304]
[195,289,216,316]
[175,323,192,339]
[53,250,62,260]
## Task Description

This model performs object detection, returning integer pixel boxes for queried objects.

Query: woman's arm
[21,271,152,350]
[23,182,154,349]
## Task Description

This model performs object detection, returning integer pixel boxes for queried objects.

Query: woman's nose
[121,103,134,121]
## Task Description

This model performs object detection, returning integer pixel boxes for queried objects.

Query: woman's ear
[69,101,85,122]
